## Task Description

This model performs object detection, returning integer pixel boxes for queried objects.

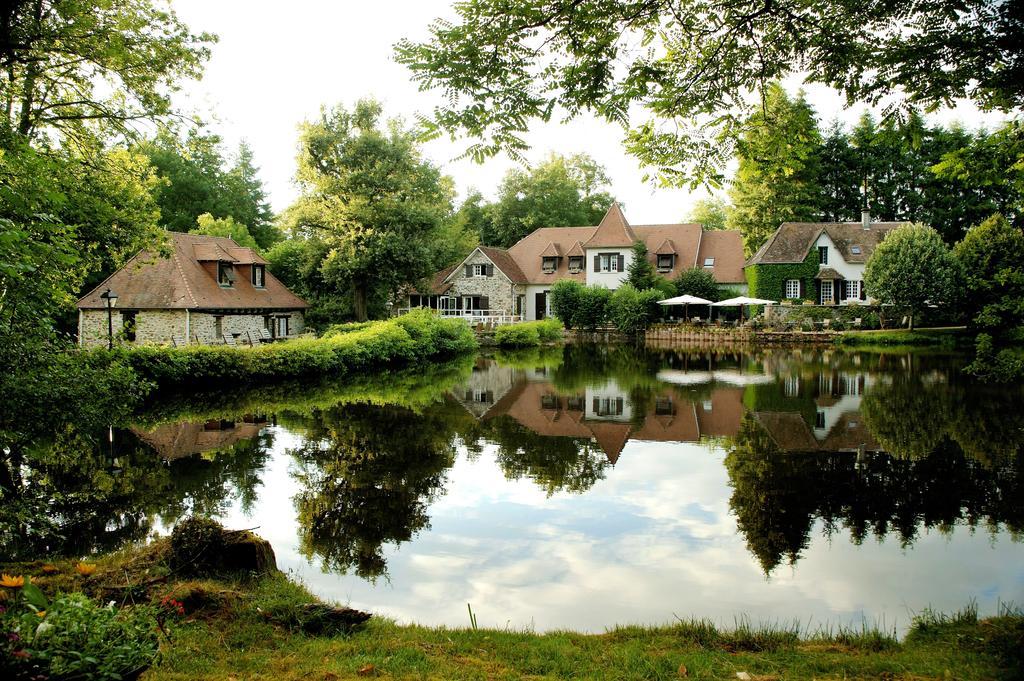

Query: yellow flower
[0,574,25,588]
[41,564,59,574]
[35,610,46,618]
[75,563,97,577]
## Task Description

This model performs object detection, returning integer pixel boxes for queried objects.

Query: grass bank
[4,536,1021,681]
[98,309,478,390]
[835,326,971,350]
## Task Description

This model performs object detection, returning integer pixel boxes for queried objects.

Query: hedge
[97,309,478,389]
[494,319,564,347]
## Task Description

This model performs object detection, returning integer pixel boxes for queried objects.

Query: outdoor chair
[853,318,862,329]
[258,328,274,343]
[222,333,237,346]
[171,335,186,348]
[822,319,831,330]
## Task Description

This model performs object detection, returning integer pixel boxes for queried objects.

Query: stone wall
[79,309,305,346]
[447,251,519,313]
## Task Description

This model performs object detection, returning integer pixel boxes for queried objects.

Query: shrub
[97,309,477,389]
[494,319,562,347]
[549,280,584,329]
[675,267,721,302]
[609,285,662,334]
[575,285,612,330]
[2,587,159,681]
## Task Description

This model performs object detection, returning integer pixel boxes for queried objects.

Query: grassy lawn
[835,326,972,349]
[148,574,1023,680]
[8,545,1021,681]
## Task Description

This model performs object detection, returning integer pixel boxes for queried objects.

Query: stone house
[77,231,308,347]
[405,203,747,320]
[745,211,909,305]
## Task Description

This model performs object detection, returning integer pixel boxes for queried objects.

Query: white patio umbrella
[710,296,777,323]
[657,294,713,320]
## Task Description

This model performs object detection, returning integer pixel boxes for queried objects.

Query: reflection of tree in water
[0,426,273,561]
[725,413,1024,574]
[290,402,459,580]
[485,416,608,496]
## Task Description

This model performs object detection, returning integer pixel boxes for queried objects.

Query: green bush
[96,309,477,389]
[493,319,563,347]
[675,267,721,302]
[1,587,159,681]
[575,285,612,331]
[609,285,662,334]
[549,280,584,329]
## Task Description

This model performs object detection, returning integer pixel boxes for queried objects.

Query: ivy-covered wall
[746,250,819,301]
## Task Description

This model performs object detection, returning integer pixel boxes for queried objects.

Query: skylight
[703,257,715,267]
[851,246,862,254]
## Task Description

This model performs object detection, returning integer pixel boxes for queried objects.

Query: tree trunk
[908,313,914,331]
[352,285,368,322]
[16,0,43,137]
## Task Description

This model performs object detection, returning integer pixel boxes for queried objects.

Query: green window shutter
[594,255,600,271]
[617,254,624,271]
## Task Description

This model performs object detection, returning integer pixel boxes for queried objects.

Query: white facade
[584,248,633,288]
[814,232,869,305]
[584,379,633,422]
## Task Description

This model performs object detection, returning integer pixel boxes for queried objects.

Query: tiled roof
[746,221,907,267]
[583,202,637,247]
[77,231,308,310]
[539,241,562,257]
[815,267,845,280]
[655,238,677,255]
[566,240,585,257]
[694,230,746,284]
[478,246,528,284]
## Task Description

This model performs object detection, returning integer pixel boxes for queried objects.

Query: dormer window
[703,257,715,268]
[568,256,584,272]
[217,262,235,287]
[851,246,862,255]
[542,257,558,273]
[657,254,674,271]
[252,264,266,288]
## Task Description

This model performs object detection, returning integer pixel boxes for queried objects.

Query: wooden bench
[222,334,237,346]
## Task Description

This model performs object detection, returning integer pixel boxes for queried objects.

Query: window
[566,395,584,411]
[655,396,675,415]
[703,257,715,267]
[785,279,800,299]
[657,254,674,271]
[783,375,800,397]
[820,280,834,304]
[843,280,860,300]
[473,389,493,403]
[542,257,558,273]
[595,397,624,416]
[541,394,558,410]
[818,246,829,265]
[815,411,826,429]
[251,264,265,288]
[472,263,487,277]
[598,253,619,272]
[217,262,235,287]
[515,295,525,316]
[275,316,289,338]
[702,400,713,412]
[568,256,584,272]
[850,246,862,255]
[121,311,137,342]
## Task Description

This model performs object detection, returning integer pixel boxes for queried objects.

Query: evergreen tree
[727,84,822,255]
[625,240,658,291]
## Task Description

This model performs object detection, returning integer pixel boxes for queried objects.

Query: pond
[3,344,1023,633]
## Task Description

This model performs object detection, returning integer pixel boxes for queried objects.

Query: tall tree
[727,84,822,255]
[685,197,730,230]
[1,0,213,147]
[485,153,614,247]
[284,99,454,321]
[624,240,657,291]
[137,131,280,250]
[396,0,1023,186]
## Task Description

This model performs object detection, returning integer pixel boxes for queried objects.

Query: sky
[169,0,1009,225]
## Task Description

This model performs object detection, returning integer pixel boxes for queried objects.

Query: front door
[463,296,474,314]
[275,316,289,338]
[819,280,834,305]
[535,292,546,320]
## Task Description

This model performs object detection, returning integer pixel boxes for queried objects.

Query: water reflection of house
[454,362,744,464]
[756,370,880,453]
[131,416,268,460]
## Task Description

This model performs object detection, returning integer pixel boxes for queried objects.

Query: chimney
[861,210,871,230]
